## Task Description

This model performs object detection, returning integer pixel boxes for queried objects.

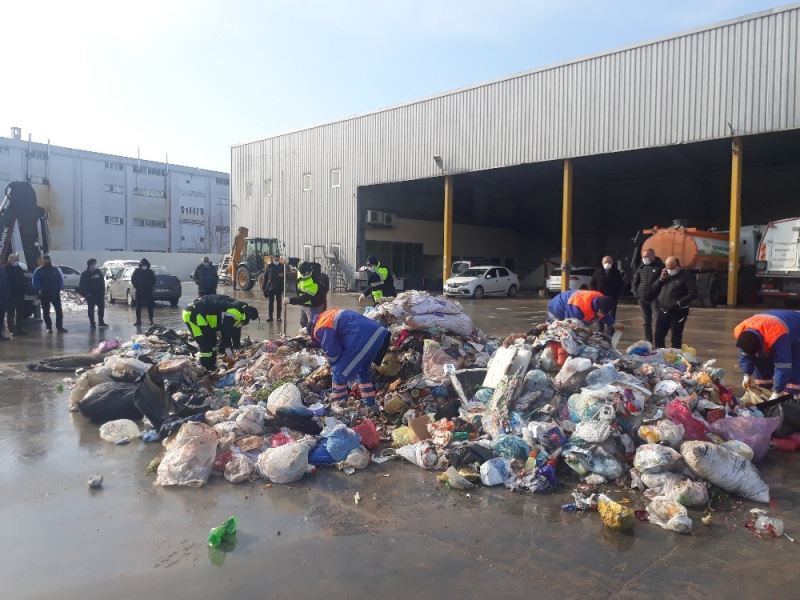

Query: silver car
[105,265,182,307]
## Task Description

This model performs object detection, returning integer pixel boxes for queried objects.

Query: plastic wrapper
[397,441,438,469]
[553,357,593,392]
[205,406,237,425]
[665,400,709,441]
[323,424,362,462]
[597,494,635,531]
[491,434,530,460]
[709,414,781,462]
[266,383,307,416]
[661,479,709,507]
[224,453,254,483]
[640,471,683,491]
[479,457,512,486]
[256,442,310,484]
[99,419,140,443]
[681,441,770,503]
[156,422,218,487]
[573,421,612,444]
[352,419,380,451]
[440,466,474,490]
[391,426,415,447]
[646,496,693,533]
[633,444,682,474]
[637,420,684,448]
[341,445,371,470]
[589,451,624,480]
[422,340,461,384]
[235,405,265,436]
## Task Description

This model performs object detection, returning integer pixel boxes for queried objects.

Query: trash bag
[27,354,104,372]
[573,421,613,444]
[553,357,593,392]
[99,419,140,443]
[720,440,754,461]
[640,471,683,491]
[78,382,142,423]
[480,457,512,486]
[69,368,114,411]
[159,413,206,438]
[406,312,474,336]
[224,453,254,483]
[446,443,495,469]
[681,441,770,503]
[597,494,635,531]
[637,420,684,448]
[308,441,336,465]
[266,383,307,416]
[422,339,460,384]
[522,421,566,451]
[352,419,380,451]
[646,496,693,534]
[342,445,371,470]
[522,369,552,395]
[491,435,531,460]
[235,405,265,436]
[391,426,415,447]
[665,400,709,441]
[132,369,170,430]
[396,441,438,469]
[589,451,625,480]
[584,363,620,388]
[155,422,218,487]
[709,414,781,462]
[633,444,682,474]
[661,479,709,507]
[105,356,150,381]
[256,443,310,484]
[271,411,322,435]
[322,424,362,462]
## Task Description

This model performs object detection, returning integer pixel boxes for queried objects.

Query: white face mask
[602,263,612,270]
[142,265,149,270]
[272,259,279,265]
[642,257,652,265]
[667,268,679,277]
[10,260,18,267]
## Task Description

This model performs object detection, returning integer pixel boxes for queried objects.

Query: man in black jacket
[4,253,26,336]
[590,256,625,334]
[651,256,698,349]
[79,258,108,329]
[261,255,284,322]
[631,248,665,343]
[193,257,219,297]
[132,258,156,326]
[32,254,67,334]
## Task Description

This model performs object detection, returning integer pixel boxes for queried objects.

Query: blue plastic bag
[491,434,531,460]
[322,425,362,462]
[308,441,337,465]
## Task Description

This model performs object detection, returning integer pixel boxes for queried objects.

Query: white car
[57,265,81,290]
[444,266,519,299]
[100,260,140,288]
[545,267,594,296]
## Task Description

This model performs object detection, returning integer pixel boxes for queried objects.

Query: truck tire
[707,278,721,306]
[236,266,254,291]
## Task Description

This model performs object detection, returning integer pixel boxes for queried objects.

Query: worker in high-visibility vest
[287,261,327,327]
[734,310,800,398]
[309,308,390,413]
[182,294,259,370]
[546,289,622,331]
[360,254,396,305]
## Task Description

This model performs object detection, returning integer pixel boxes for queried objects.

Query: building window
[104,161,124,171]
[133,218,166,228]
[245,182,253,198]
[215,225,230,233]
[27,149,48,160]
[104,184,124,194]
[104,216,124,225]
[264,178,272,197]
[134,188,166,198]
[0,147,10,155]
[330,168,341,189]
[217,197,229,206]
[302,172,311,192]
[216,177,229,186]
[134,166,167,176]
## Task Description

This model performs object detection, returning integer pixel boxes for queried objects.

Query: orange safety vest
[733,314,789,354]
[313,309,341,340]
[567,290,603,322]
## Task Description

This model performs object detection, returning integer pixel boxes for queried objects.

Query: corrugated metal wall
[232,6,800,273]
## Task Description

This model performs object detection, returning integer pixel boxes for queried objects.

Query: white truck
[755,217,800,306]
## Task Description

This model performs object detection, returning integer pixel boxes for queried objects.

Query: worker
[0,263,9,341]
[78,258,108,329]
[734,310,800,399]
[193,256,219,296]
[309,308,390,413]
[182,294,259,370]
[262,255,285,322]
[360,254,396,305]
[590,256,625,334]
[4,254,26,336]
[32,254,67,334]
[651,256,697,349]
[132,258,155,327]
[546,289,621,330]
[287,261,326,327]
[631,247,665,344]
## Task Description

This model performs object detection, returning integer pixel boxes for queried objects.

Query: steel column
[727,137,743,307]
[442,175,453,285]
[561,159,573,292]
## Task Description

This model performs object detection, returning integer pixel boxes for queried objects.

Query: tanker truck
[631,222,763,306]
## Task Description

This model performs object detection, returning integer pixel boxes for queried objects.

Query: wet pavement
[1,287,798,599]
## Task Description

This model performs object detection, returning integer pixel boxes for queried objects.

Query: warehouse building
[0,129,230,254]
[231,5,800,303]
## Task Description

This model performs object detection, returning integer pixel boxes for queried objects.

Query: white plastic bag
[647,496,693,534]
[404,292,463,315]
[640,471,683,491]
[661,479,709,507]
[681,441,769,503]
[235,405,265,435]
[406,312,474,336]
[573,421,612,444]
[266,383,303,415]
[99,419,140,443]
[224,453,254,483]
[633,444,682,474]
[637,420,685,448]
[480,457,512,486]
[720,440,754,461]
[342,445,371,470]
[156,422,218,487]
[553,357,593,392]
[397,441,439,469]
[256,442,310,484]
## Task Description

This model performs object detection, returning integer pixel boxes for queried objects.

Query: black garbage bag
[434,397,460,420]
[133,368,171,430]
[269,410,323,435]
[28,354,104,372]
[158,413,206,438]
[446,443,496,469]
[78,382,143,423]
[145,324,196,354]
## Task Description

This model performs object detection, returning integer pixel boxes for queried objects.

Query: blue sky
[0,0,784,172]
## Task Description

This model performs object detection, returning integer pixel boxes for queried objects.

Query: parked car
[545,267,594,296]
[444,266,519,299]
[57,265,81,290]
[100,260,140,286]
[105,265,182,307]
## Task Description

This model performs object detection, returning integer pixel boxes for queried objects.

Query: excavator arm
[0,181,50,272]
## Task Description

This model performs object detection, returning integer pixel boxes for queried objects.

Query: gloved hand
[742,374,752,389]
[357,295,367,306]
[612,322,625,332]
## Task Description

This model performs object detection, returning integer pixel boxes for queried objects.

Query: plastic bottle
[208,516,238,547]
[452,431,469,442]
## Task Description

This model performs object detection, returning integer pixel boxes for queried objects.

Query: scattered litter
[87,475,103,489]
[208,516,237,547]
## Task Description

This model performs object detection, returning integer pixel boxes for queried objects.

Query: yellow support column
[561,159,573,292]
[442,175,453,285]
[727,137,743,307]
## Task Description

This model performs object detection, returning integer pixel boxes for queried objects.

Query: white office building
[0,128,230,254]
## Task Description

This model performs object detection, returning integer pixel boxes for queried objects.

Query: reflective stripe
[753,378,773,384]
[225,308,244,321]
[298,276,319,302]
[733,314,790,353]
[567,290,603,322]
[775,363,792,369]
[182,309,192,323]
[375,265,388,283]
[198,351,213,357]
[371,289,384,301]
[342,328,385,378]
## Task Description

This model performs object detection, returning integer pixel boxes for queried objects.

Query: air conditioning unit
[382,212,396,227]
[365,210,384,225]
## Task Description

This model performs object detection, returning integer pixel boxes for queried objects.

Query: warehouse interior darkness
[357,129,800,291]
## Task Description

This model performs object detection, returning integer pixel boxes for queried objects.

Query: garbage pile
[65,291,793,537]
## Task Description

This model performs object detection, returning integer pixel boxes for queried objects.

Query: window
[134,166,167,176]
[27,149,48,160]
[104,161,124,171]
[104,184,124,194]
[200,207,204,215]
[303,245,312,262]
[245,182,253,198]
[0,147,9,155]
[263,178,272,197]
[330,168,341,188]
[133,218,166,228]
[302,173,311,192]
[216,177,229,186]
[215,225,230,233]
[217,197,229,206]
[497,268,509,277]
[364,240,422,278]
[105,216,124,225]
[134,188,166,198]
[60,266,79,275]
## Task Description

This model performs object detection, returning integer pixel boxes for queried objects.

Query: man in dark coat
[631,247,665,344]
[132,257,156,326]
[79,258,108,329]
[651,256,698,349]
[261,255,285,322]
[32,254,67,334]
[193,256,219,296]
[4,253,26,336]
[590,255,625,334]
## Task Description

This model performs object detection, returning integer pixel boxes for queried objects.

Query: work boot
[98,322,109,328]
[57,327,68,333]
[46,328,53,334]
[90,323,96,329]
[134,321,142,326]
[266,317,274,322]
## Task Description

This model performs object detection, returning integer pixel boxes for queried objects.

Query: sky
[0,0,785,172]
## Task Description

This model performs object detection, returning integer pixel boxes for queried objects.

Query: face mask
[10,260,18,267]
[667,268,678,277]
[272,259,279,265]
[203,261,209,266]
[143,265,149,270]
[602,263,612,270]
[642,257,652,265]
[89,265,96,271]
